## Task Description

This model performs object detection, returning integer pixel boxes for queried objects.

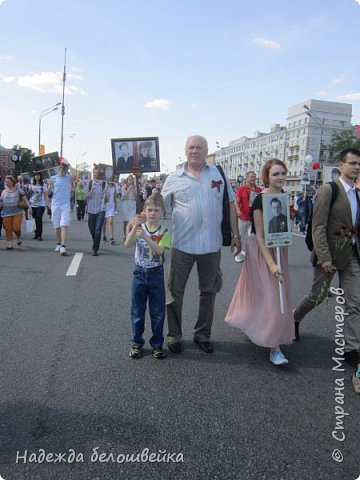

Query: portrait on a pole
[323,165,341,184]
[111,137,160,174]
[263,193,292,247]
[96,163,114,181]
[32,152,60,172]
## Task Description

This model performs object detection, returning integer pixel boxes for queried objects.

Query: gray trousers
[294,250,360,353]
[166,248,222,343]
[239,220,251,253]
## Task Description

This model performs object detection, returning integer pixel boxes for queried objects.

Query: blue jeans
[88,211,105,251]
[131,265,165,348]
[298,210,306,233]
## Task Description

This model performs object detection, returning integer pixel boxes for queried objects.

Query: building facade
[0,145,15,179]
[215,99,352,191]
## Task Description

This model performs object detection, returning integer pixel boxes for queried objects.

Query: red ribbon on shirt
[211,180,223,192]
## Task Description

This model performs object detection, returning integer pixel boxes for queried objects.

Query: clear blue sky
[1,0,360,172]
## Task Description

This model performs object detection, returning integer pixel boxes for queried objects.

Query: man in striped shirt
[85,165,109,256]
[162,135,241,354]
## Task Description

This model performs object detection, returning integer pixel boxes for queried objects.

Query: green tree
[11,145,35,176]
[328,129,360,163]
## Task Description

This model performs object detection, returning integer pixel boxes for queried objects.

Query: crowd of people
[0,140,359,391]
[0,165,162,253]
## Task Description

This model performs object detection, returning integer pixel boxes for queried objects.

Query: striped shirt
[0,187,25,217]
[161,164,235,254]
[87,181,107,214]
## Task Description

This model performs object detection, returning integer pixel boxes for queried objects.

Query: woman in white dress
[29,171,48,240]
[103,182,117,244]
[120,175,136,240]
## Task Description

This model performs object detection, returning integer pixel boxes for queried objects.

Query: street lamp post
[38,103,61,154]
[75,152,87,177]
[215,141,226,171]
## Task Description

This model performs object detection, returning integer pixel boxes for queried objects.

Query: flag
[355,125,360,137]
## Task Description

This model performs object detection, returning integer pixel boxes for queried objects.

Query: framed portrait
[262,193,292,247]
[94,163,117,183]
[32,152,60,172]
[111,137,160,174]
[322,165,340,184]
[41,167,60,180]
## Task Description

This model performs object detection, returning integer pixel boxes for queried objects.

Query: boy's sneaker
[54,243,61,252]
[129,345,143,359]
[60,245,67,256]
[153,347,166,359]
[270,349,289,366]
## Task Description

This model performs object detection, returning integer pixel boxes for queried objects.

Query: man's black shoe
[294,322,300,341]
[344,350,360,369]
[194,339,214,353]
[168,342,182,354]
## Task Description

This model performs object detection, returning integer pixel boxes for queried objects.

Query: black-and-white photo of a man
[268,197,288,233]
[116,142,134,173]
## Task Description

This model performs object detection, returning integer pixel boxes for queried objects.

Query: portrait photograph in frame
[323,165,341,184]
[111,137,160,174]
[262,193,292,248]
[32,152,60,172]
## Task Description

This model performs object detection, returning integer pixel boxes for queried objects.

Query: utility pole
[60,48,67,157]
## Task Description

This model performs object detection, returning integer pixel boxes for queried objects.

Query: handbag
[25,218,35,232]
[18,191,27,209]
[216,165,232,246]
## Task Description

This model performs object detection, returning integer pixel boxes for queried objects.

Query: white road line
[66,253,83,276]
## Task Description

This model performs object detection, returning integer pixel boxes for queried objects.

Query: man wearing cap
[48,158,73,256]
[139,141,157,172]
[145,178,157,199]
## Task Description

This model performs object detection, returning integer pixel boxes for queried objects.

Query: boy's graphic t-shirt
[134,224,171,268]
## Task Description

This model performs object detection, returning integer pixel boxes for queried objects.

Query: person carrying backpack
[294,148,360,373]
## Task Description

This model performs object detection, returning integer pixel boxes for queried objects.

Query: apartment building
[215,99,352,191]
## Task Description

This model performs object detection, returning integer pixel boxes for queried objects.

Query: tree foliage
[328,129,360,163]
[11,145,35,176]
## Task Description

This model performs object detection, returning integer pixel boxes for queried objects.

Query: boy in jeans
[125,193,171,359]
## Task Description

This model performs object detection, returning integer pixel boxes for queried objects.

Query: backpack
[216,165,232,246]
[305,182,338,252]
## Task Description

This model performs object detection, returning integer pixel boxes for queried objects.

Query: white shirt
[161,164,235,254]
[51,174,72,208]
[339,177,358,226]
[29,183,48,208]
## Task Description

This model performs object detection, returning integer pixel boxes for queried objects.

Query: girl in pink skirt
[225,159,294,365]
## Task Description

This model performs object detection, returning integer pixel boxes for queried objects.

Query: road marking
[66,253,83,276]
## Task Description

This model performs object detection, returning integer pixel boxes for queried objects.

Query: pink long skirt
[225,235,294,347]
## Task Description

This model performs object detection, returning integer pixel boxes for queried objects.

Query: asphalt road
[0,212,358,480]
